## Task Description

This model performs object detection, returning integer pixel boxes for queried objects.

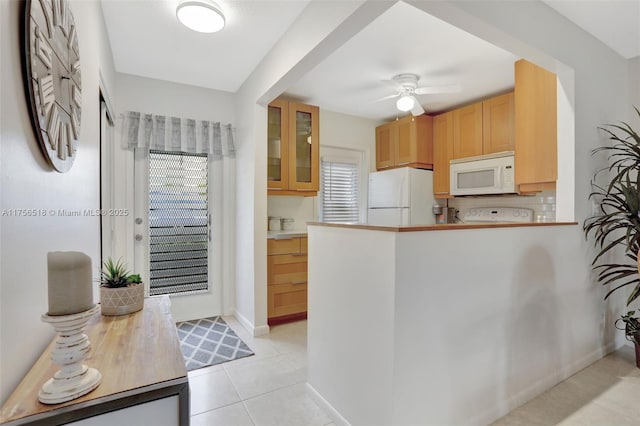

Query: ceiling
[101,0,639,122]
[100,0,310,92]
[282,1,519,121]
[542,0,640,60]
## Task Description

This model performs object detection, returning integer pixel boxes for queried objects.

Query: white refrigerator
[367,167,436,226]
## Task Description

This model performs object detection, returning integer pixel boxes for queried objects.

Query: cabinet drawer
[267,282,308,318]
[300,237,308,254]
[267,238,300,255]
[268,255,307,286]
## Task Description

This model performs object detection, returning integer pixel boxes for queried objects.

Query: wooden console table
[0,296,189,425]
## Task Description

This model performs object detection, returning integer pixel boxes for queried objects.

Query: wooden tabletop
[0,296,187,424]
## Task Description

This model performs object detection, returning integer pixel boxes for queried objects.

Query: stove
[462,207,533,224]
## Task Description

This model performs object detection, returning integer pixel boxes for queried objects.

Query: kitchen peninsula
[305,221,599,426]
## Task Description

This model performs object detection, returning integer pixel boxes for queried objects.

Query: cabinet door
[515,59,557,192]
[452,102,483,159]
[395,117,414,166]
[288,102,319,191]
[267,100,289,190]
[375,123,395,170]
[433,112,453,197]
[267,254,307,286]
[483,92,514,154]
[268,282,308,318]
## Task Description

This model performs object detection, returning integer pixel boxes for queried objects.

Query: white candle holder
[39,305,102,404]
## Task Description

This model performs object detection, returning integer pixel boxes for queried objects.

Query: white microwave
[450,151,516,196]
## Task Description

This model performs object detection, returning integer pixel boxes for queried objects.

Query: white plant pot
[100,284,144,316]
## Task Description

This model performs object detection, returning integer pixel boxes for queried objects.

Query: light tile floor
[492,345,640,426]
[188,318,334,426]
[189,317,639,426]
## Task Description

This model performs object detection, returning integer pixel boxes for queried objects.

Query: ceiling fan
[380,74,461,116]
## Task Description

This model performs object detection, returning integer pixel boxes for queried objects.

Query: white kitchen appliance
[462,207,533,223]
[450,151,516,196]
[368,167,436,226]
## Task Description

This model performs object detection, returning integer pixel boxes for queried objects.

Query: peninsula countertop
[307,221,578,232]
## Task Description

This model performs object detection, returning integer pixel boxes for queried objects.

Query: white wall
[307,226,397,425]
[113,73,236,321]
[0,0,116,403]
[233,1,387,335]
[392,226,604,425]
[320,109,380,173]
[308,224,611,426]
[115,73,236,122]
[631,57,640,120]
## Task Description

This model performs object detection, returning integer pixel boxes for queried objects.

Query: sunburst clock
[24,0,81,173]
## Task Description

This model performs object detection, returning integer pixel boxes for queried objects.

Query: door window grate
[149,150,209,295]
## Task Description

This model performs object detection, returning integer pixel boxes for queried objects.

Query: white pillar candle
[47,252,94,316]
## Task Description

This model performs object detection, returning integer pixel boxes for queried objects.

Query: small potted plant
[616,311,640,368]
[99,258,144,316]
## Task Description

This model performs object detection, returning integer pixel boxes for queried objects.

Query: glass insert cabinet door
[267,99,289,190]
[267,99,319,193]
[289,102,319,191]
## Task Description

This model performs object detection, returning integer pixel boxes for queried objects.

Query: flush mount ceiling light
[176,0,225,33]
[396,94,415,112]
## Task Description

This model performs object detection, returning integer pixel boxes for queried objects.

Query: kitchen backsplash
[267,195,316,231]
[446,190,556,223]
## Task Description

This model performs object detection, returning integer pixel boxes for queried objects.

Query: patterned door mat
[176,316,254,371]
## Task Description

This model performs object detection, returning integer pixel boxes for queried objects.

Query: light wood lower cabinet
[267,237,308,324]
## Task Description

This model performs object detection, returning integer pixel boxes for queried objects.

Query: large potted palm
[584,107,640,368]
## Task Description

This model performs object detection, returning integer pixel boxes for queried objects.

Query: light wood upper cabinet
[452,102,483,159]
[433,112,453,198]
[434,92,513,198]
[289,102,320,191]
[375,115,433,171]
[267,100,319,196]
[267,99,289,191]
[375,125,395,169]
[483,92,515,154]
[515,59,557,192]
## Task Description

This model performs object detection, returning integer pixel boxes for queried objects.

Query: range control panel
[463,207,533,223]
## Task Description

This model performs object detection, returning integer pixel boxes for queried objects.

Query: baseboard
[306,383,351,426]
[471,342,617,426]
[233,309,270,337]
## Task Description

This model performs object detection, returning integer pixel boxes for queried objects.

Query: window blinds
[148,150,209,296]
[321,159,359,223]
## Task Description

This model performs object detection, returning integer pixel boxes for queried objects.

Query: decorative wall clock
[24,0,81,173]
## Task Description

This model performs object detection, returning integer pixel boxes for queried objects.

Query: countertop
[307,221,578,232]
[267,229,308,239]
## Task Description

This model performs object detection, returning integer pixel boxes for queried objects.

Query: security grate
[149,150,209,296]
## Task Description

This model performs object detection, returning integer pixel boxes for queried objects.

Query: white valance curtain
[120,111,235,159]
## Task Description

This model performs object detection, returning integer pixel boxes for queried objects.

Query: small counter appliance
[432,205,457,224]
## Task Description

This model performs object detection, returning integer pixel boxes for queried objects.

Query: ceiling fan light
[177,0,225,33]
[396,95,415,112]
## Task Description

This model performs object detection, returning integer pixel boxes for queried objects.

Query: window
[148,150,209,295]
[320,158,360,223]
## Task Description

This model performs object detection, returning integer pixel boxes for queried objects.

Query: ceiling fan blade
[373,93,400,103]
[414,84,461,95]
[410,97,425,116]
